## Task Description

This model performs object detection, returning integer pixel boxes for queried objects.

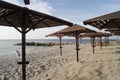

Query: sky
[0,0,120,39]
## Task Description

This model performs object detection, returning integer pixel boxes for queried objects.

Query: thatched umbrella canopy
[81,32,111,37]
[46,32,64,56]
[57,24,95,62]
[80,32,111,53]
[105,28,120,34]
[78,32,97,53]
[83,11,120,29]
[0,1,72,28]
[113,32,120,35]
[83,11,119,50]
[0,1,73,80]
[46,32,64,37]
[57,24,93,34]
[105,28,119,31]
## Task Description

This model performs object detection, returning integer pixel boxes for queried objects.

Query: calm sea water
[0,39,91,56]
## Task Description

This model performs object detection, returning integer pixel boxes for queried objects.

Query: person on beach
[16,50,21,57]
[16,50,22,62]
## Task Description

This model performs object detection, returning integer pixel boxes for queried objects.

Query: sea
[0,39,105,56]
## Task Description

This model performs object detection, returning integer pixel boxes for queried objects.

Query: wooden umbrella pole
[59,36,62,56]
[106,36,109,45]
[100,36,102,49]
[92,37,95,53]
[75,34,79,62]
[105,36,107,44]
[101,36,102,49]
[107,36,109,45]
[108,36,109,45]
[22,30,26,80]
[21,12,26,80]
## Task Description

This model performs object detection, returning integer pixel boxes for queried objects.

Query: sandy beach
[0,41,120,80]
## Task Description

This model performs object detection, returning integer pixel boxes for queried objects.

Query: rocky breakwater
[15,42,56,46]
[15,42,71,46]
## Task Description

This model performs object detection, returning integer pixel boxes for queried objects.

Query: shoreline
[0,42,120,80]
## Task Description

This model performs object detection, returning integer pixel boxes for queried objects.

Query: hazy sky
[1,0,120,39]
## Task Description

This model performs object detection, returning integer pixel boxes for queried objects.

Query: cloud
[25,0,55,15]
[3,0,20,5]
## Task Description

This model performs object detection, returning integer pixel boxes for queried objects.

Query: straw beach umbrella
[105,28,120,34]
[105,28,120,41]
[95,32,111,49]
[83,11,120,47]
[79,32,97,53]
[103,33,112,45]
[57,24,94,62]
[80,32,111,53]
[83,11,120,30]
[46,32,64,56]
[0,1,73,80]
